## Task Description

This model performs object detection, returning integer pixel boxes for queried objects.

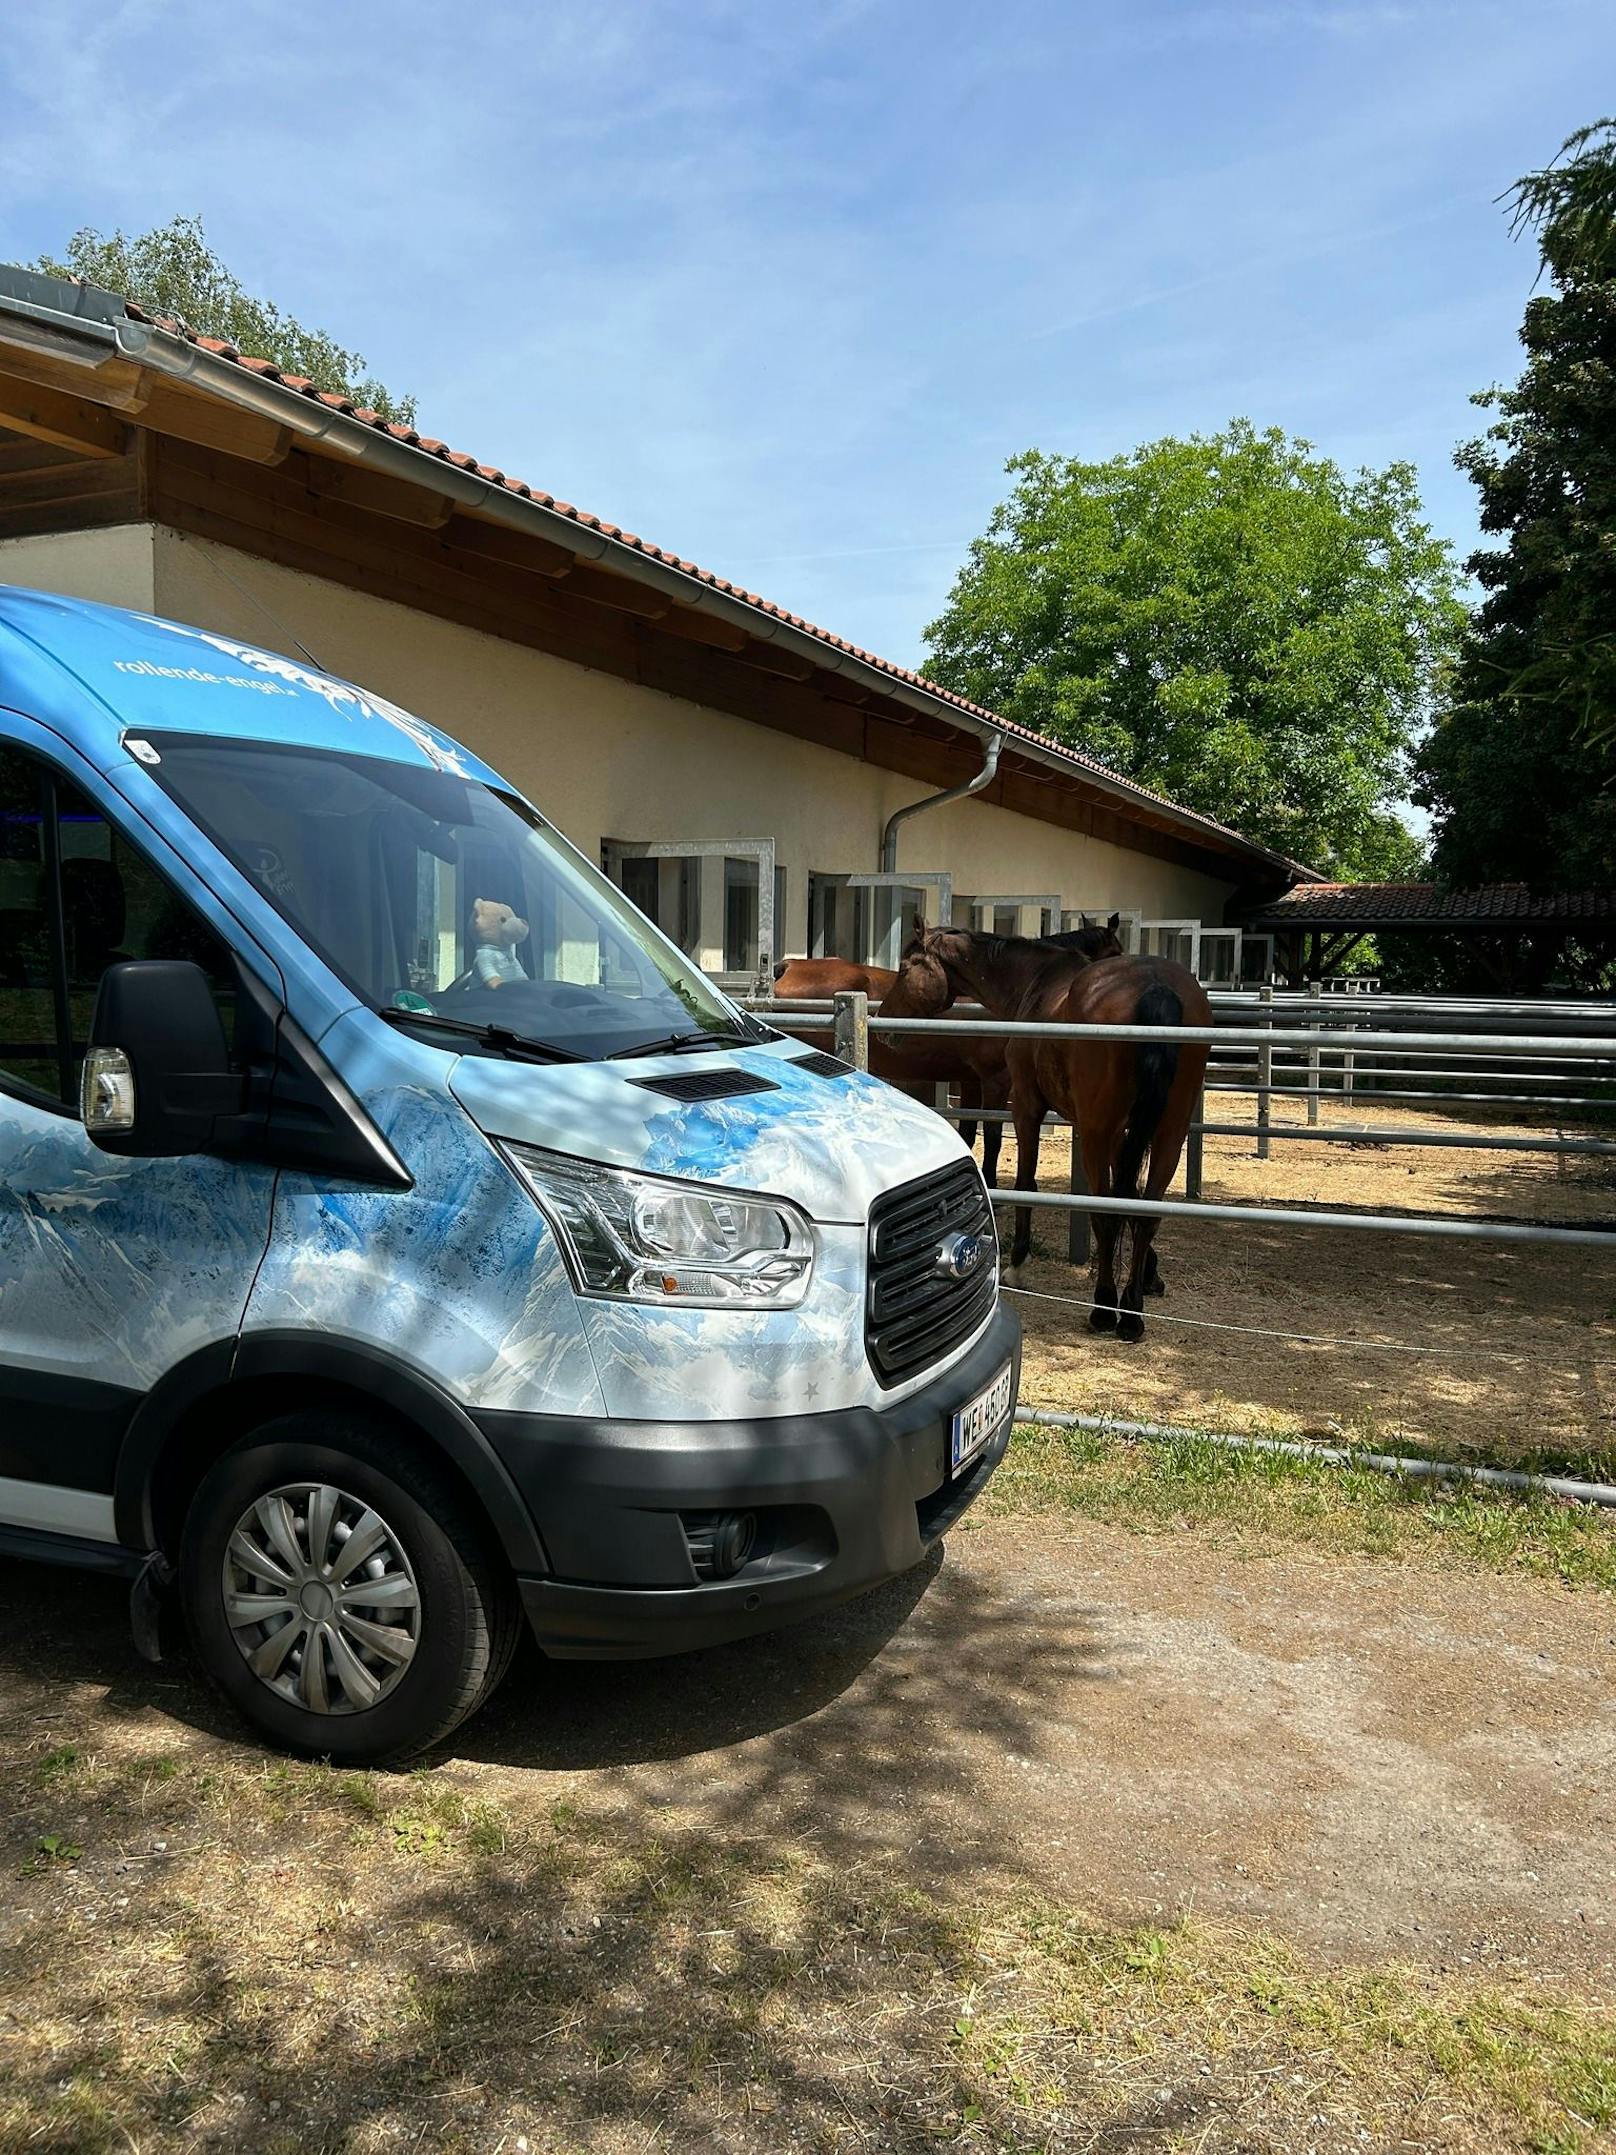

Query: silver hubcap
[221,1482,422,1715]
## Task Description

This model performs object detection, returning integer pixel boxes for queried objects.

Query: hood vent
[792,1049,854,1080]
[629,1068,780,1103]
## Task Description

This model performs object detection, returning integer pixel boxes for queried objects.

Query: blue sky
[2,0,1612,677]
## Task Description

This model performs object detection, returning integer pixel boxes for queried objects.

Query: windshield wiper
[607,1027,751,1061]
[377,1008,583,1064]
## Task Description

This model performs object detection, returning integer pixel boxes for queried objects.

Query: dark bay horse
[895,922,1209,1341]
[771,954,1012,1183]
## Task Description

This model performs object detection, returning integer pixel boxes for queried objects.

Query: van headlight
[501,1143,814,1308]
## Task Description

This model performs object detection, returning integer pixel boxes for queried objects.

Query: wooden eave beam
[135,381,291,466]
[733,640,817,683]
[442,512,576,580]
[300,451,455,528]
[0,375,128,459]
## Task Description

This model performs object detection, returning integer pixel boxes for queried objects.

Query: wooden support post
[1307,978,1321,1127]
[1257,982,1273,1161]
[1185,1085,1205,1200]
[832,990,869,1072]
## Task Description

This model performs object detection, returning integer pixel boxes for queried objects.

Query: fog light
[684,1510,757,1582]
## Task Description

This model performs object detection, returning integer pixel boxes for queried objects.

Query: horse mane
[946,928,1073,971]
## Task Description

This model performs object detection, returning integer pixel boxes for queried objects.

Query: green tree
[32,215,416,426]
[1415,121,1616,891]
[923,422,1461,875]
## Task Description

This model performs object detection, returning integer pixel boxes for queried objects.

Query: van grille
[866,1160,997,1387]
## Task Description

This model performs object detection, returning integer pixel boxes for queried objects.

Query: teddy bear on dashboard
[470,897,530,988]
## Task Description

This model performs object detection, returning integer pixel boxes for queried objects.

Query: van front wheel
[180,1412,516,1764]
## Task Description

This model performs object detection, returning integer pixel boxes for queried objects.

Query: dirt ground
[3,1507,1614,2149]
[1004,1087,1616,1463]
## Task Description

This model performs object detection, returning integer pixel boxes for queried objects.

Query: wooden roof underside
[0,356,1276,889]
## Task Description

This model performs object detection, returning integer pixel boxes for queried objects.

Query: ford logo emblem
[934,1230,987,1281]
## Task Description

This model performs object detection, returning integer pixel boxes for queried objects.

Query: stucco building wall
[0,524,1240,967]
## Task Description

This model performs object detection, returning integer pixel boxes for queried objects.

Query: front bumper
[475,1304,1021,1658]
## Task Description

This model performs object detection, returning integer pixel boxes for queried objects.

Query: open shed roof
[1243,882,1616,931]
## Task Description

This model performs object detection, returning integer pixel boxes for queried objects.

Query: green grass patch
[990,1418,1616,1590]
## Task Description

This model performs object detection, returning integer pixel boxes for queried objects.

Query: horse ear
[1107,911,1121,932]
[912,915,927,940]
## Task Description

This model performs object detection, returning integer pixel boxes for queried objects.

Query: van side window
[0,746,62,1102]
[0,744,236,1110]
[55,773,237,1093]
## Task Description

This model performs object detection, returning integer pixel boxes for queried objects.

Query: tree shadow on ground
[0,1541,1143,2152]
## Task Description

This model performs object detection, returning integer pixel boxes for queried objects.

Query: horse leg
[957,1073,980,1160]
[1080,1120,1121,1330]
[1005,1085,1046,1278]
[1117,1061,1198,1342]
[980,1072,1007,1188]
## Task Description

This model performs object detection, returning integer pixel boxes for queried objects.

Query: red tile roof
[112,298,1306,876]
[1246,882,1616,928]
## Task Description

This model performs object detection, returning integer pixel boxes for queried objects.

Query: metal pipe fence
[930,1101,1616,1157]
[782,988,1616,1251]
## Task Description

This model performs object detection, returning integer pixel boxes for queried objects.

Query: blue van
[0,586,1018,1761]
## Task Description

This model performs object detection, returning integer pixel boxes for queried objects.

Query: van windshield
[143,735,757,1062]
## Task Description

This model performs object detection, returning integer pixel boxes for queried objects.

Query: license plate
[950,1361,1015,1474]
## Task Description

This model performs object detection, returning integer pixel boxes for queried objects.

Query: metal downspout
[880,733,1001,873]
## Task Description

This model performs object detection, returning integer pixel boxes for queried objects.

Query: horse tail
[1113,981,1182,1199]
[772,957,790,982]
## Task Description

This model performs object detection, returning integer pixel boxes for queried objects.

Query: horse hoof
[1000,1262,1023,1288]
[1145,1275,1166,1297]
[1089,1304,1117,1332]
[1117,1311,1146,1344]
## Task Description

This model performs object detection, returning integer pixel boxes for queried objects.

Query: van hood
[448,1037,967,1224]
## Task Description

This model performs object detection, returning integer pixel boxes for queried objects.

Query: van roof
[0,583,500,782]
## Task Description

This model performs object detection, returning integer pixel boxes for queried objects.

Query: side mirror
[82,960,244,1157]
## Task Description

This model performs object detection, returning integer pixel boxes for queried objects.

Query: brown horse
[771,954,1012,1184]
[772,957,895,999]
[895,922,1209,1341]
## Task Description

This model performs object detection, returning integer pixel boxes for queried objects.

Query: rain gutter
[0,275,1306,882]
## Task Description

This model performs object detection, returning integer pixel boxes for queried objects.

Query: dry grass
[3,1741,1613,2154]
[1002,1087,1616,1468]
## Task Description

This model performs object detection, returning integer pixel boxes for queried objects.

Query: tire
[180,1409,519,1765]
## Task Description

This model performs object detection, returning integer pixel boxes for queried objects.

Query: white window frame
[1062,905,1143,953]
[1240,933,1276,985]
[807,870,954,971]
[1196,926,1243,986]
[1138,918,1201,972]
[970,893,1062,940]
[603,836,776,994]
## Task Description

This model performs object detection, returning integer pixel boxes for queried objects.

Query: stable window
[1062,907,1142,953]
[1138,919,1200,971]
[1196,927,1242,986]
[724,855,760,975]
[1239,933,1275,985]
[969,894,1061,941]
[619,855,699,956]
[602,838,776,989]
[806,871,953,969]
